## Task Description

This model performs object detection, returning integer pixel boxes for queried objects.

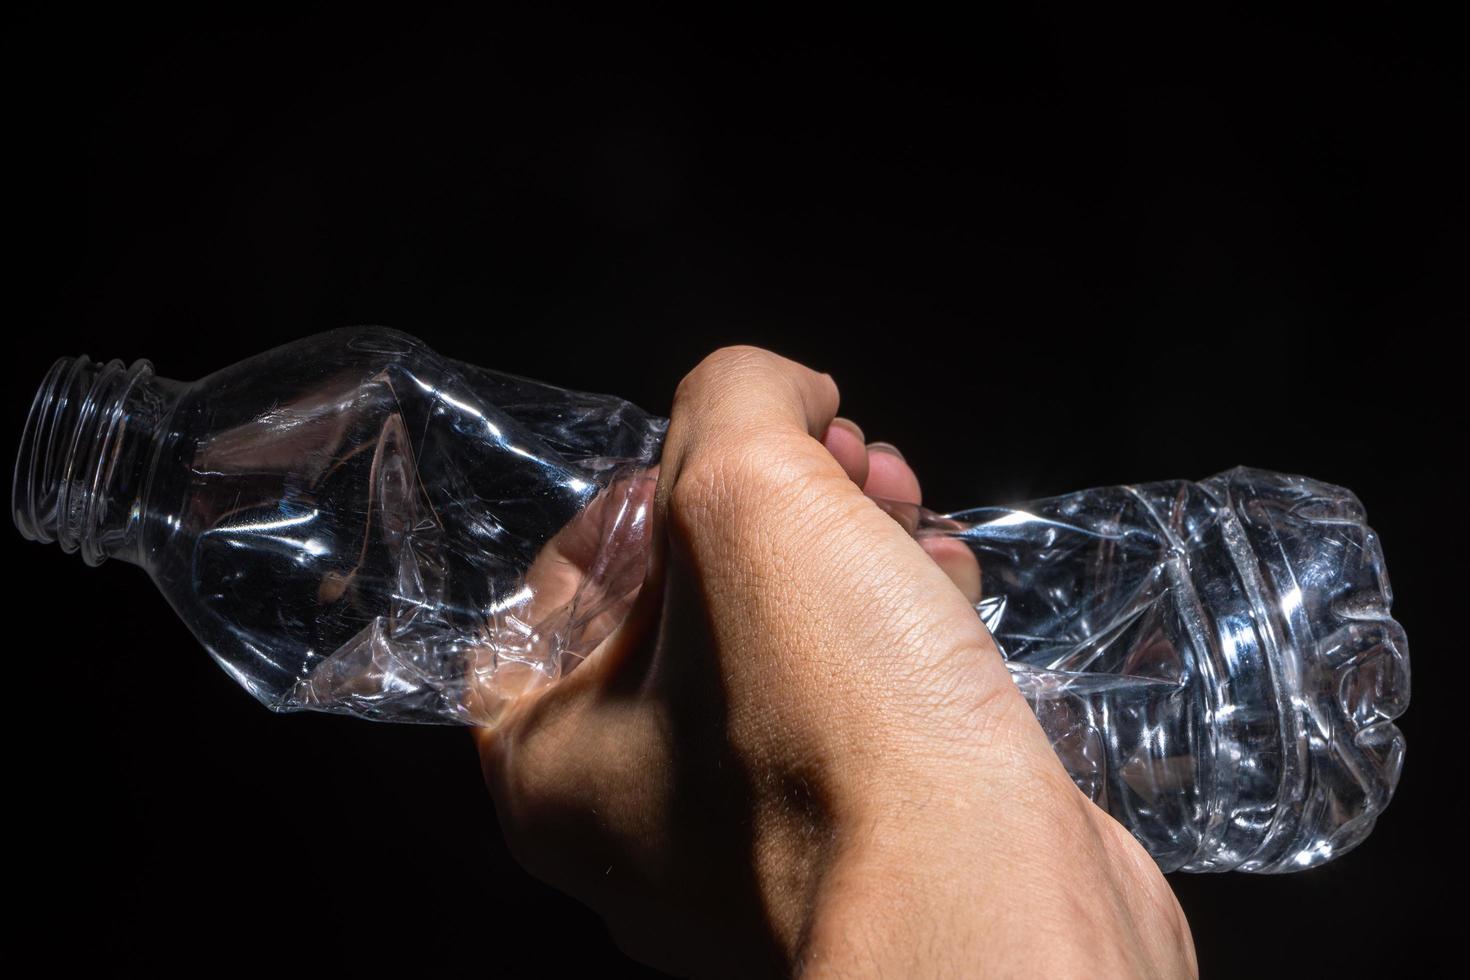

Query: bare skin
[477,347,1197,978]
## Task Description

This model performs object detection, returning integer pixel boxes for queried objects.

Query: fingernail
[867,441,905,461]
[829,416,865,443]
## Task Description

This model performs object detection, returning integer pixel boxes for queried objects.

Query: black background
[6,7,1462,975]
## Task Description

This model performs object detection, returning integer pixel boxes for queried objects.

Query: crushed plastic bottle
[12,326,1408,872]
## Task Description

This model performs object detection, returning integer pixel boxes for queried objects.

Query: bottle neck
[13,355,181,566]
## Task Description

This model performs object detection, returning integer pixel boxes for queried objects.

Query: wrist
[789,749,1092,976]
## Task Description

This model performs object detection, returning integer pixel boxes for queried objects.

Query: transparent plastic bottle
[12,326,1408,872]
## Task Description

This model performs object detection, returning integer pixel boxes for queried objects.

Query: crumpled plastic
[13,326,1408,871]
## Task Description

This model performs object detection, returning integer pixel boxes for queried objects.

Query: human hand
[477,347,1195,978]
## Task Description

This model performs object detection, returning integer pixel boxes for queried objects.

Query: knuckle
[670,347,836,451]
[667,440,755,526]
[667,429,819,528]
[705,344,778,371]
[675,345,775,403]
[665,452,721,527]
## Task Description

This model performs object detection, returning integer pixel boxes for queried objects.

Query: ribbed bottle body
[948,468,1408,871]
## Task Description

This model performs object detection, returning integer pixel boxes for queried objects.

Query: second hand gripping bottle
[13,327,1409,873]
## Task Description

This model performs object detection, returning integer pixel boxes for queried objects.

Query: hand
[477,348,1196,978]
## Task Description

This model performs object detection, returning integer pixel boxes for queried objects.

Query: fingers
[467,469,663,729]
[671,346,840,444]
[662,345,986,621]
[821,418,870,488]
[862,442,921,504]
[660,342,994,649]
[820,422,920,505]
[862,443,979,604]
[819,423,982,605]
[920,537,982,605]
[658,346,851,528]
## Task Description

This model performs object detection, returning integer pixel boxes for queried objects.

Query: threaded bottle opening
[13,355,158,565]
